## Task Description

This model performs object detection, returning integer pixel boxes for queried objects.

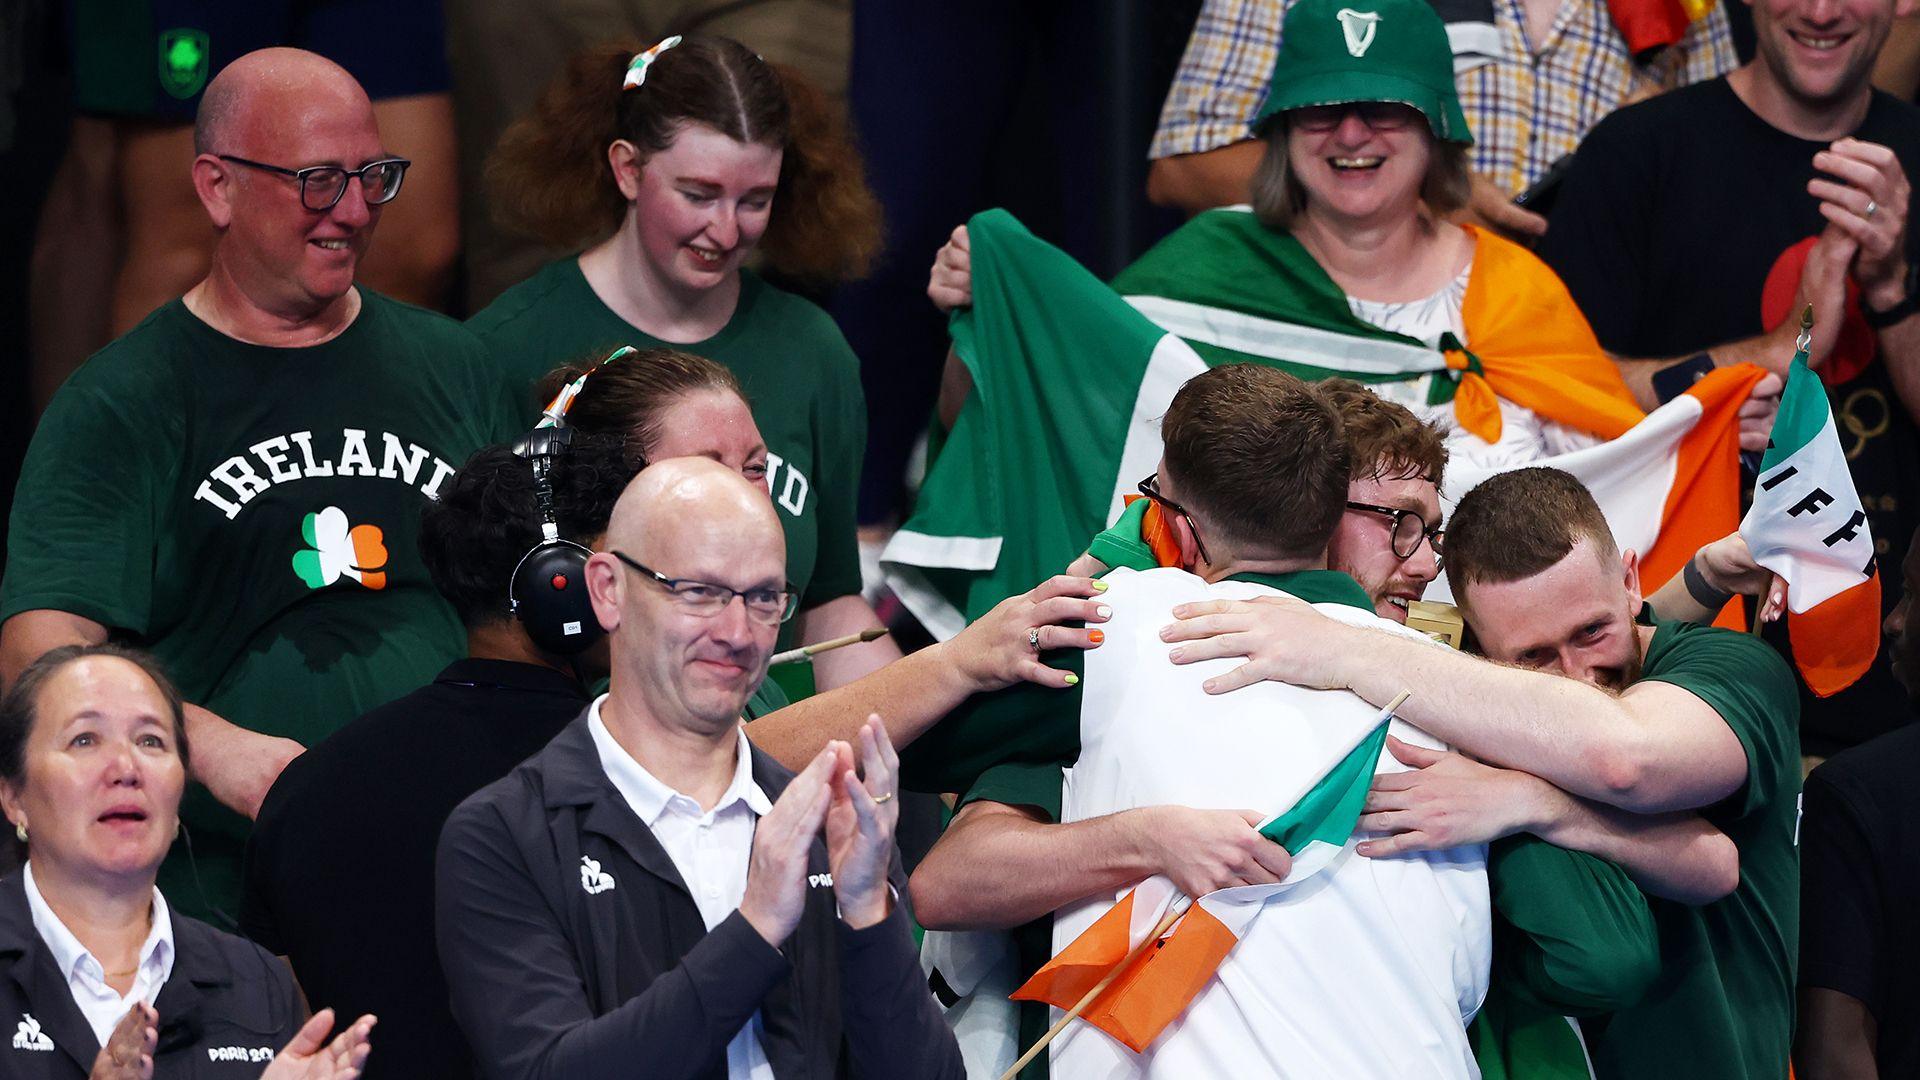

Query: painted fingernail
[1089,629,1105,644]
[1096,605,1113,619]
[1063,673,1079,686]
[1093,580,1109,592]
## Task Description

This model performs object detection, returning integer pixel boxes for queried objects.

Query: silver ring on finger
[1028,627,1042,652]
[1866,199,1879,219]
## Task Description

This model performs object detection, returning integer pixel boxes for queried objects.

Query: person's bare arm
[1794,987,1879,1080]
[1161,598,1749,814]
[909,800,1290,930]
[1605,219,1850,413]
[1,610,301,820]
[1357,737,1739,904]
[1144,140,1265,214]
[1452,172,1548,241]
[747,576,1110,770]
[1,609,109,686]
[1646,534,1787,625]
[935,349,973,432]
[794,595,902,693]
[1524,784,1739,903]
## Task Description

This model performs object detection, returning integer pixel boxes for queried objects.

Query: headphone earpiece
[509,422,603,656]
[510,538,599,655]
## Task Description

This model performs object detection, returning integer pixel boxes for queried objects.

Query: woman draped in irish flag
[928,0,1644,474]
[893,0,1774,642]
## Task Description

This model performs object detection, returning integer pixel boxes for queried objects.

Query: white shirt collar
[587,694,773,825]
[22,860,175,993]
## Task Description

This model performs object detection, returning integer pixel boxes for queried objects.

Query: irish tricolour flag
[1740,351,1880,696]
[883,209,1769,637]
[1009,707,1394,1052]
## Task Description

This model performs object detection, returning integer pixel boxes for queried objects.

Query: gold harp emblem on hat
[1337,8,1383,57]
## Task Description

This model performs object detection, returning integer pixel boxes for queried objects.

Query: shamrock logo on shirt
[291,506,389,591]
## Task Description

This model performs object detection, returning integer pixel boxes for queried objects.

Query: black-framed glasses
[1345,502,1444,561]
[216,154,410,211]
[611,550,798,625]
[1137,472,1211,566]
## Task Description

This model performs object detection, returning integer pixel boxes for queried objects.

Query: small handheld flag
[1001,691,1412,1074]
[1739,306,1882,696]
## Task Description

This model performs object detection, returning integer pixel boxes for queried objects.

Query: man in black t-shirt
[240,437,631,1080]
[1539,0,1920,755]
[1795,524,1920,1079]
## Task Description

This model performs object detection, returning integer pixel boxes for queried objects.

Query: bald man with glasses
[0,47,521,920]
[437,458,963,1080]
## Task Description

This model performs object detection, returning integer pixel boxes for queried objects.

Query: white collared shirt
[588,697,775,1080]
[22,861,175,1051]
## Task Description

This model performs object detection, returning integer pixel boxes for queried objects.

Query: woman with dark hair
[0,644,375,1079]
[471,35,893,692]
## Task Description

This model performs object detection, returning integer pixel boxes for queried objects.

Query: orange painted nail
[1088,629,1105,644]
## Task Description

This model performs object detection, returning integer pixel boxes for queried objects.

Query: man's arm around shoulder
[910,799,1290,931]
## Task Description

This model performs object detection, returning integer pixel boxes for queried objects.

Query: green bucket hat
[1253,0,1474,145]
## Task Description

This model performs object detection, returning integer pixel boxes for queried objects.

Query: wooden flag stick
[998,899,1189,1080]
[768,627,889,666]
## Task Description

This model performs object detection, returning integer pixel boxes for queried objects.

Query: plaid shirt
[1149,0,1738,192]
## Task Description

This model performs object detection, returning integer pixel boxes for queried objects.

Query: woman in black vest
[0,643,374,1079]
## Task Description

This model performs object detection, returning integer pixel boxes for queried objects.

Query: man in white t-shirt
[903,365,1491,1077]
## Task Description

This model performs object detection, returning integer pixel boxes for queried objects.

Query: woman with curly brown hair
[469,37,894,690]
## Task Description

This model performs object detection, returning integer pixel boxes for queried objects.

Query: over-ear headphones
[507,346,638,655]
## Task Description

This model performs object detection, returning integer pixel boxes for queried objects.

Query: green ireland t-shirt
[1,291,523,917]
[467,260,869,649]
[1584,614,1802,1080]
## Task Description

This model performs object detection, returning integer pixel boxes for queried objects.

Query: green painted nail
[1092,581,1109,592]
[1063,673,1079,686]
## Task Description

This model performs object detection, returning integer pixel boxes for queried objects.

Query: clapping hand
[261,1009,375,1080]
[90,1002,156,1080]
[826,715,900,929]
[740,746,841,946]
[1810,138,1911,314]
